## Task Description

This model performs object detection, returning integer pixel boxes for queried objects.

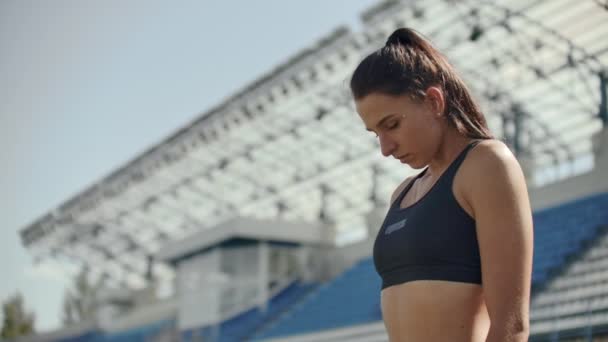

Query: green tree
[1,292,36,339]
[62,268,102,325]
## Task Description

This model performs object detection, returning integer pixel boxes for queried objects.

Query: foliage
[1,292,35,339]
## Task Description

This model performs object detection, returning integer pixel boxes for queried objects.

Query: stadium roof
[155,217,329,264]
[20,0,608,289]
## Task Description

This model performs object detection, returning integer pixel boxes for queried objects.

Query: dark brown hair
[350,28,493,139]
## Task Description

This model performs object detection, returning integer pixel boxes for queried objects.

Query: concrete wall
[324,207,388,281]
[12,324,96,342]
[529,129,608,210]
[219,243,266,317]
[177,248,222,330]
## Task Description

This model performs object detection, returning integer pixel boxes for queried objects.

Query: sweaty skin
[381,280,490,341]
[380,157,491,342]
[358,91,532,341]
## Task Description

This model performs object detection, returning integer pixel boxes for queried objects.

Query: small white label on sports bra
[385,218,407,235]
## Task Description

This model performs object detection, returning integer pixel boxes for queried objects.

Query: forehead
[355,93,416,122]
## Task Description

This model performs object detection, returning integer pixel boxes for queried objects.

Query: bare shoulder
[462,139,522,179]
[464,140,533,331]
[469,139,517,164]
[459,139,529,216]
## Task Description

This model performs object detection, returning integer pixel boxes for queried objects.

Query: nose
[379,134,397,157]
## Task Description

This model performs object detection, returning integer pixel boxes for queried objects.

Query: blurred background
[1,0,608,341]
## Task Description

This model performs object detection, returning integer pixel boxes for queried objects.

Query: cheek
[398,119,439,154]
[398,120,426,143]
[416,116,442,138]
[418,120,444,156]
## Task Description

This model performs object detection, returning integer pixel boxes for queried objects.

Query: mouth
[395,154,410,163]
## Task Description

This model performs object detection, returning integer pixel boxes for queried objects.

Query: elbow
[511,318,529,336]
[512,325,530,341]
[486,320,530,342]
[486,328,529,342]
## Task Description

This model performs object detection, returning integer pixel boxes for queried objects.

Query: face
[355,89,445,169]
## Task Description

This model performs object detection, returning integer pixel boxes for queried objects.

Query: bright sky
[0,0,378,332]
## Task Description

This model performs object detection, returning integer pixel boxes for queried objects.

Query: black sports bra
[373,140,483,290]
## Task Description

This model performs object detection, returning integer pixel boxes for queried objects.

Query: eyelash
[373,121,399,138]
[386,121,399,129]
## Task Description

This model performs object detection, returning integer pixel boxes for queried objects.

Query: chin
[406,160,426,170]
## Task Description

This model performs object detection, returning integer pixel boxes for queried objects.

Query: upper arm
[466,141,534,333]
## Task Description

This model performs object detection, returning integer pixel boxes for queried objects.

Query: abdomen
[380,280,490,341]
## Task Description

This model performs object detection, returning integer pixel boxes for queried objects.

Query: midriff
[380,280,490,342]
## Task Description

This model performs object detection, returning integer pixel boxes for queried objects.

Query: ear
[424,86,445,117]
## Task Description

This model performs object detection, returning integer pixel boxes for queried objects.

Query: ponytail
[350,28,493,140]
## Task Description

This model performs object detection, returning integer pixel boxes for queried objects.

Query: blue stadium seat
[532,192,608,288]
[53,192,608,342]
[184,280,319,342]
[256,192,608,340]
[254,258,382,340]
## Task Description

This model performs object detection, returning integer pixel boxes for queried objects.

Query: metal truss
[20,0,608,289]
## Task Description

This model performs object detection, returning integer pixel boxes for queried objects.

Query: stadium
[10,0,608,341]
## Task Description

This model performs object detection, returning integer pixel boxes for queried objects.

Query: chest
[399,172,474,218]
[374,183,479,266]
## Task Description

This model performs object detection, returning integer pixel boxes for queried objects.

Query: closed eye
[366,115,402,138]
[384,120,399,130]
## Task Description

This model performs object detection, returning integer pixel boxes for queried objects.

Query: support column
[258,241,269,312]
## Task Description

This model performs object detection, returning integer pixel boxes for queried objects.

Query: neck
[425,128,474,179]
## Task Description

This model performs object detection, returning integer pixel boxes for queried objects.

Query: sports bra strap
[391,140,482,208]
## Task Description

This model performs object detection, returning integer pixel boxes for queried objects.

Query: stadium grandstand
[11,0,608,341]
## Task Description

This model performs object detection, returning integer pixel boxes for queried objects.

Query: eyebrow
[365,114,399,132]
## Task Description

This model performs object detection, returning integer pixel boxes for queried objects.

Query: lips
[395,154,410,163]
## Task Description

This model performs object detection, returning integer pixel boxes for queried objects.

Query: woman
[350,28,534,341]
